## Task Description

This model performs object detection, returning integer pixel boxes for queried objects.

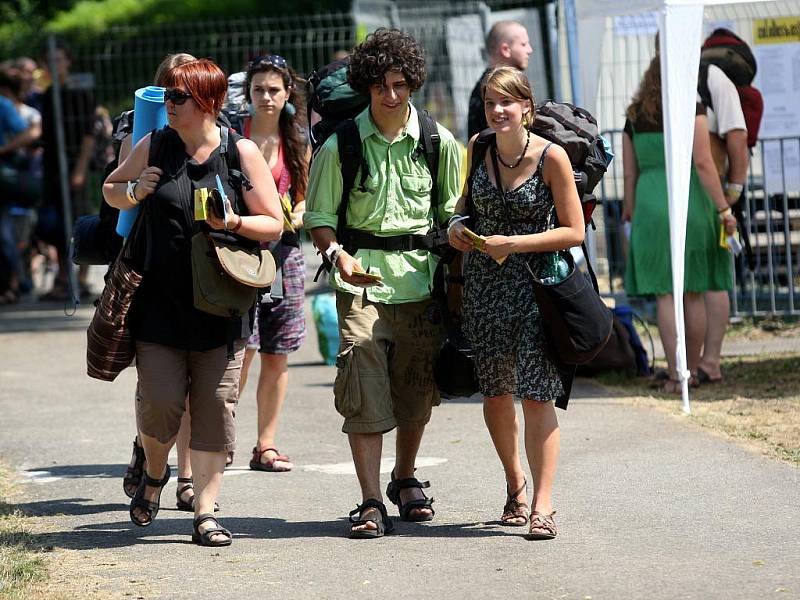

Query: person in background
[38,41,97,301]
[236,53,310,473]
[304,28,462,538]
[467,20,533,140]
[103,58,282,546]
[449,66,583,540]
[0,67,39,303]
[622,56,736,393]
[697,43,750,385]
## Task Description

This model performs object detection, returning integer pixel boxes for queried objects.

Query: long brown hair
[245,56,309,200]
[626,56,662,128]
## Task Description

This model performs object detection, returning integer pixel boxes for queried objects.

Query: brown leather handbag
[86,202,149,382]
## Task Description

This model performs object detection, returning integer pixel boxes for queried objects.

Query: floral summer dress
[462,144,565,402]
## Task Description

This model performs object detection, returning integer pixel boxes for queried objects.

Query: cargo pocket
[333,342,362,418]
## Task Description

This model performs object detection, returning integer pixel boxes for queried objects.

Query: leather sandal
[348,498,394,539]
[129,465,171,527]
[192,513,232,547]
[123,437,146,499]
[525,510,557,540]
[501,478,529,526]
[249,446,292,472]
[175,477,219,512]
[385,470,435,522]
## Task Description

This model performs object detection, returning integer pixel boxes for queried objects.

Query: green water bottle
[540,252,570,284]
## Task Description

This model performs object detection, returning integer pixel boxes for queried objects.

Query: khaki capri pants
[135,340,245,453]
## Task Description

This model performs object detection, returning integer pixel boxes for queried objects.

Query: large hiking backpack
[698,28,764,147]
[307,56,371,152]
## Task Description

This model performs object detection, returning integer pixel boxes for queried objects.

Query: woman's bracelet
[230,214,243,233]
[718,207,733,220]
[447,214,470,235]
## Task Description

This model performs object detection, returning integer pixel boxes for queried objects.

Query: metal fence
[22,0,799,316]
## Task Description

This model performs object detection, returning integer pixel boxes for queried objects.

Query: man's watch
[126,180,140,206]
[325,242,342,268]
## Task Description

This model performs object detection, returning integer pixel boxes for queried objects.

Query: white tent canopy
[573,0,771,412]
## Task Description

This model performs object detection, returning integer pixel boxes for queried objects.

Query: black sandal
[176,477,220,512]
[192,513,232,546]
[348,498,394,539]
[129,464,170,527]
[385,471,435,522]
[123,437,146,499]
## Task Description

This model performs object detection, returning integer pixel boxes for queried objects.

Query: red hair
[164,58,227,115]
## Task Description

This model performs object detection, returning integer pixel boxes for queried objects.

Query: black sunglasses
[164,88,193,105]
[249,54,287,70]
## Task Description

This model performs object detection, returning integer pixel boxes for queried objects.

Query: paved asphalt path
[0,273,798,599]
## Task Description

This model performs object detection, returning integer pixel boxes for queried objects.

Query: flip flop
[697,367,722,384]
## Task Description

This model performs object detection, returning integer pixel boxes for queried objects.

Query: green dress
[624,117,732,296]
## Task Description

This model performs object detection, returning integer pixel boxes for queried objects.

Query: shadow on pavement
[0,300,92,334]
[16,513,515,551]
[15,497,121,517]
[25,464,126,479]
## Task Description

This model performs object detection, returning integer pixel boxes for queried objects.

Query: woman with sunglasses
[103,58,283,546]
[119,53,212,515]
[235,54,310,473]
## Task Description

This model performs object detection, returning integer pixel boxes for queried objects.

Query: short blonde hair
[481,66,536,127]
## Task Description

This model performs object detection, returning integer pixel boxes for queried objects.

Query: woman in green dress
[622,56,737,393]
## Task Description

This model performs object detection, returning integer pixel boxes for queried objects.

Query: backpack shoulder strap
[417,110,441,226]
[465,128,495,216]
[218,126,253,210]
[336,119,364,241]
[698,61,713,111]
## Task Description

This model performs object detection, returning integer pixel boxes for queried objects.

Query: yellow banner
[754,17,800,45]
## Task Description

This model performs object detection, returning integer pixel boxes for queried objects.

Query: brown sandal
[525,510,557,540]
[249,447,292,472]
[501,478,529,526]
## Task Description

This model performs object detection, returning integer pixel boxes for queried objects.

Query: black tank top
[129,127,252,351]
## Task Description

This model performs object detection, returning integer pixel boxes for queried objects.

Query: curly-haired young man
[304,28,462,538]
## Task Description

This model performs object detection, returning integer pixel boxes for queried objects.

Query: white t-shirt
[701,64,746,137]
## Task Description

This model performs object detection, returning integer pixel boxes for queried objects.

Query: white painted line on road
[299,457,447,475]
[23,470,63,484]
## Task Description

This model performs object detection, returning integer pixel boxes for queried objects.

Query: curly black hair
[348,28,427,96]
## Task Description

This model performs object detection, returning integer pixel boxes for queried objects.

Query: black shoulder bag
[489,142,613,367]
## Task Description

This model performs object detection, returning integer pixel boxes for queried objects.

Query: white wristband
[325,242,342,267]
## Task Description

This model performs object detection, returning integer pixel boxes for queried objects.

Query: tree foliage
[1,0,351,58]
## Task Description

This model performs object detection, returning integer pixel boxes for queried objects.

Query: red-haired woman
[236,54,310,473]
[103,58,283,546]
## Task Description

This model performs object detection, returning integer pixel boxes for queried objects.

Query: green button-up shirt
[304,104,462,303]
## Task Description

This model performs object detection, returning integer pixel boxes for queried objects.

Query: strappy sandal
[123,437,146,499]
[501,478,529,526]
[175,477,219,512]
[129,465,170,527]
[348,498,394,539]
[385,470,435,522]
[225,451,234,468]
[525,510,557,540]
[192,513,233,547]
[249,446,292,472]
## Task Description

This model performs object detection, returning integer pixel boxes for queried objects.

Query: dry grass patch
[596,353,800,465]
[0,461,102,600]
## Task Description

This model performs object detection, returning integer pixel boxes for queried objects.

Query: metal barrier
[598,128,800,317]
